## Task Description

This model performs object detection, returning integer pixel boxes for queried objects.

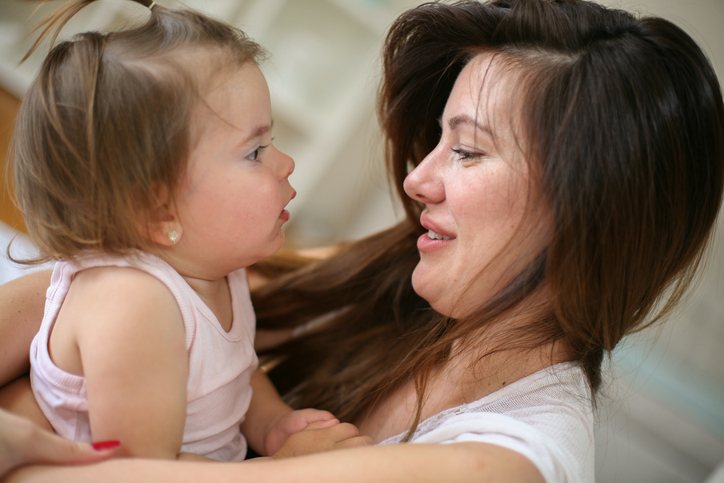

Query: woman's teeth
[427,230,451,240]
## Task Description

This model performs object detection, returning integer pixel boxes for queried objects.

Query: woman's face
[403,53,550,318]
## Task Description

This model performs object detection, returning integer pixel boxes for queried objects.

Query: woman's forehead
[463,54,521,102]
[445,53,526,146]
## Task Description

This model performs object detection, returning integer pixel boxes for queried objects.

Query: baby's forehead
[188,63,269,141]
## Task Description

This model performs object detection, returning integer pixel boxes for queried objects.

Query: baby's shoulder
[71,264,173,299]
[63,265,181,332]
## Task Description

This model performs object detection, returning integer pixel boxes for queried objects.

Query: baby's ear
[147,205,183,247]
[142,186,183,247]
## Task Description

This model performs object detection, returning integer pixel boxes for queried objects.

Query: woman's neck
[357,291,571,443]
[357,337,568,443]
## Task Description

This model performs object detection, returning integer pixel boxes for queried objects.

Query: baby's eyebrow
[240,121,274,145]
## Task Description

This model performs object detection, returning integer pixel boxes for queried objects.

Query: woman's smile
[417,215,455,252]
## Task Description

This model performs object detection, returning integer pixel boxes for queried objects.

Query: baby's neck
[183,275,233,332]
[153,249,236,332]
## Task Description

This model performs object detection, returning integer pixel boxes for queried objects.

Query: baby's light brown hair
[11,0,265,263]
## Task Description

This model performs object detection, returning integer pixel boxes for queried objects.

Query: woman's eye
[246,144,269,162]
[451,147,481,161]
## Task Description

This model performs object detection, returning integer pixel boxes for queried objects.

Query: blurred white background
[0,0,722,481]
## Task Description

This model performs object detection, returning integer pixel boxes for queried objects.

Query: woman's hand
[0,409,119,479]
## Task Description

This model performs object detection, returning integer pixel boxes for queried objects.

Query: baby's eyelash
[247,144,269,161]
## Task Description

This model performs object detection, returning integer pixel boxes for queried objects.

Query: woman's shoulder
[381,363,595,483]
[471,361,593,417]
[385,362,592,438]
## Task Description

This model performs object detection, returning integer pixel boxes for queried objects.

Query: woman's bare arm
[0,377,50,431]
[4,442,544,483]
[0,271,52,386]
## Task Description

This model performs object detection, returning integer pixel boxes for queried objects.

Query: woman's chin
[410,265,430,298]
[411,268,450,317]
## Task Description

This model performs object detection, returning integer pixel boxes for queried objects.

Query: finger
[298,408,337,423]
[308,418,339,429]
[309,409,337,421]
[27,429,119,466]
[335,435,374,449]
[317,422,359,442]
[303,418,340,430]
[332,422,360,437]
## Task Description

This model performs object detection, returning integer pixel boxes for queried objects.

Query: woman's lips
[419,215,455,248]
[417,229,454,253]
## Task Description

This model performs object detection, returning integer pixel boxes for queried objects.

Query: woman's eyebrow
[446,115,493,136]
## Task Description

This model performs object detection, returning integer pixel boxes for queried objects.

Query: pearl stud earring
[167,230,180,246]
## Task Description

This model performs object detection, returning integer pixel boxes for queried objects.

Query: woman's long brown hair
[257,0,724,439]
[11,0,264,263]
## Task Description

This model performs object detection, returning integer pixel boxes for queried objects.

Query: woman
[1,0,722,481]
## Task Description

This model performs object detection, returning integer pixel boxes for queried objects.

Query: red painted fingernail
[92,440,121,451]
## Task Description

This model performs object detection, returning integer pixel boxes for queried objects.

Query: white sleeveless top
[29,251,257,461]
[380,362,595,483]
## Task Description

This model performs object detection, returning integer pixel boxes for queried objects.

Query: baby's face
[173,62,296,280]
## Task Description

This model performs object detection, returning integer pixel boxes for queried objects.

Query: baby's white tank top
[29,251,257,461]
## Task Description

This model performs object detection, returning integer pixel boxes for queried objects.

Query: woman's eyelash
[451,147,481,160]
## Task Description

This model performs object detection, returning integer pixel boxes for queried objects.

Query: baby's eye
[246,144,269,162]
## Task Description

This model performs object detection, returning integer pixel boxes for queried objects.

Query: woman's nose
[403,154,444,204]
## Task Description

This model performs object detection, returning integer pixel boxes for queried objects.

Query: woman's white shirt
[379,362,594,483]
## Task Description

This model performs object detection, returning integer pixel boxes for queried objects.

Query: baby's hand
[271,419,372,459]
[265,408,338,456]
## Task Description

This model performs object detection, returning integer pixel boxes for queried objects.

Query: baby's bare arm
[0,271,52,386]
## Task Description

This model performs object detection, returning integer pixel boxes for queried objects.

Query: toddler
[12,0,365,461]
